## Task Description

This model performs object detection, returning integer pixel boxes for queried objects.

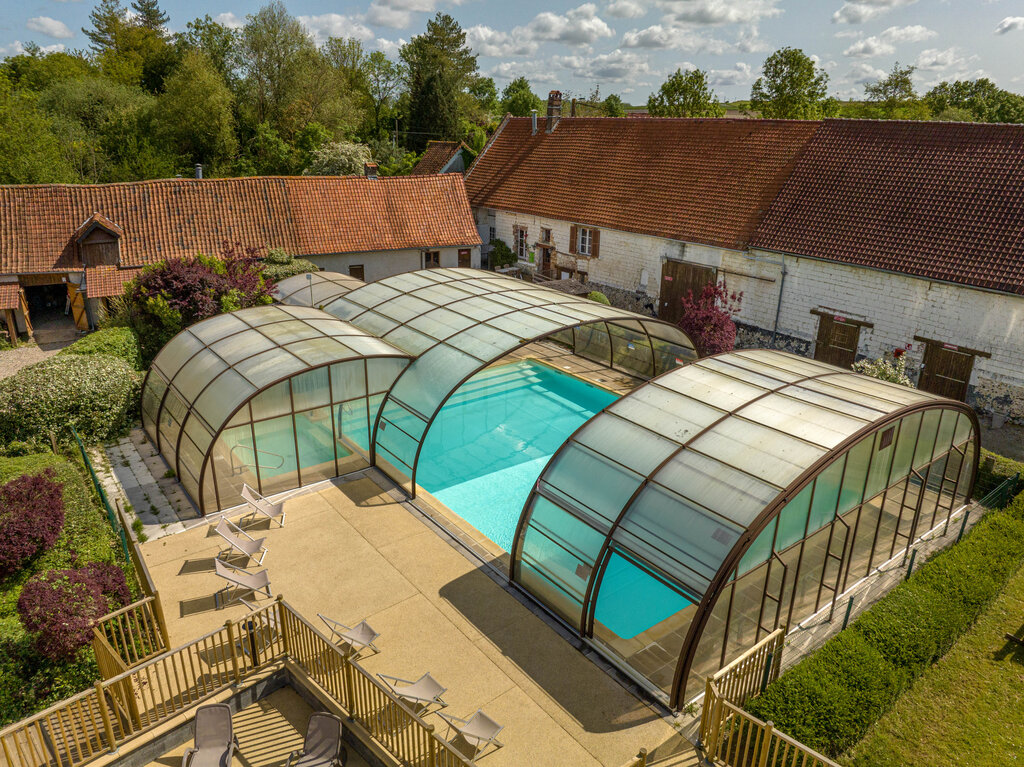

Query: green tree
[176,16,240,86]
[647,68,725,117]
[130,0,169,32]
[469,76,499,116]
[239,2,316,132]
[2,50,97,92]
[0,75,79,183]
[750,47,836,119]
[157,51,237,170]
[500,76,543,117]
[363,51,402,139]
[924,78,1024,124]
[400,12,478,151]
[83,0,127,54]
[602,93,626,117]
[864,63,929,119]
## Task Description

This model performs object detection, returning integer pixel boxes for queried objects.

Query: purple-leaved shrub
[0,469,64,578]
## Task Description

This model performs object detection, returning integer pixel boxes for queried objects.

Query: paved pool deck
[140,472,699,767]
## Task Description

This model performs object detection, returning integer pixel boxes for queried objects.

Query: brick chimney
[364,162,379,179]
[546,91,562,133]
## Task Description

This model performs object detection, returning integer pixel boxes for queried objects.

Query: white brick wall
[310,246,479,282]
[479,206,1024,405]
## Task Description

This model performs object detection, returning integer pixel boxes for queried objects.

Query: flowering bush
[0,354,141,444]
[676,281,743,356]
[58,327,143,371]
[118,243,276,364]
[17,563,130,660]
[0,469,64,578]
[852,352,914,387]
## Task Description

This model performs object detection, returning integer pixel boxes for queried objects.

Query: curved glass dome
[320,268,698,494]
[274,271,365,307]
[511,349,979,707]
[141,304,410,513]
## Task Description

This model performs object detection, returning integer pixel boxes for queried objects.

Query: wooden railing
[92,596,169,668]
[1,599,472,767]
[699,629,839,767]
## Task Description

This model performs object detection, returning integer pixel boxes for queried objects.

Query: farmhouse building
[0,173,480,337]
[465,97,1024,419]
[410,140,473,175]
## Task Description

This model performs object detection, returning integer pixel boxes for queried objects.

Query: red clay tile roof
[0,175,480,275]
[411,141,467,175]
[74,212,123,240]
[465,117,819,250]
[752,119,1024,295]
[84,266,139,298]
[0,282,19,310]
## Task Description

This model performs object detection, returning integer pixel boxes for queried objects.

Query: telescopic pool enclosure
[141,269,978,709]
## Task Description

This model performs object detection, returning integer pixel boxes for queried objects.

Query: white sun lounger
[214,559,272,608]
[318,614,380,658]
[377,672,447,712]
[437,709,505,761]
[241,483,286,527]
[214,518,268,565]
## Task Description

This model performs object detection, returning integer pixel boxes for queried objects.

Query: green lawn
[845,557,1024,767]
[0,451,127,725]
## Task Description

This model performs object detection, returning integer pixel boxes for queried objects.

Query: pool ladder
[228,443,285,475]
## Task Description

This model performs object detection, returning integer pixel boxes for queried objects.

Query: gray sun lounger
[285,713,347,767]
[438,709,504,761]
[241,484,286,527]
[214,559,271,608]
[377,672,447,712]
[182,704,239,767]
[317,613,380,657]
[214,518,268,565]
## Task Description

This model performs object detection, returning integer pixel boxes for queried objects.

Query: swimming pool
[417,360,691,640]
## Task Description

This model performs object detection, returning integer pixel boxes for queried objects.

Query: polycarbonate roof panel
[274,271,365,307]
[143,304,411,488]
[513,349,950,606]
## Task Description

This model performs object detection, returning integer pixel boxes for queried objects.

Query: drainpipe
[742,252,787,347]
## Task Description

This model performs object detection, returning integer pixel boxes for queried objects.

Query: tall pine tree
[131,0,169,32]
[83,0,127,53]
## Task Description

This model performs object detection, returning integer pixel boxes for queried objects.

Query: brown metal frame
[668,400,980,707]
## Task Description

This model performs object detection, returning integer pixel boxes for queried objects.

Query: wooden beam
[810,308,874,328]
[4,309,17,348]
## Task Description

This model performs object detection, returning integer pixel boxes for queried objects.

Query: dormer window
[75,213,122,267]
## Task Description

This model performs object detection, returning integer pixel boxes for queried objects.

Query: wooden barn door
[659,260,715,324]
[917,340,980,401]
[813,313,863,369]
[67,283,89,331]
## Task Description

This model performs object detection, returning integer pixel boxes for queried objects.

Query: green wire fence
[70,424,132,564]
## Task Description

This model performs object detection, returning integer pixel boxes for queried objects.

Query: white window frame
[515,227,529,261]
[577,227,593,256]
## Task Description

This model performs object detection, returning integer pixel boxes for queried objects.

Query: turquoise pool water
[417,360,692,640]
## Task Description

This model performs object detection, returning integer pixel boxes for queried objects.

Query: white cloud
[467,25,538,57]
[708,61,753,86]
[213,12,243,29]
[914,46,964,71]
[995,17,1024,34]
[365,0,440,29]
[522,4,614,46]
[842,24,936,57]
[621,24,731,52]
[373,37,406,57]
[660,0,782,26]
[735,24,770,52]
[26,16,74,39]
[832,0,917,25]
[298,13,374,44]
[848,61,886,84]
[555,49,654,81]
[0,39,65,56]
[606,0,647,18]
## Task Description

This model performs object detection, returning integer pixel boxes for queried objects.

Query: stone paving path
[91,427,201,542]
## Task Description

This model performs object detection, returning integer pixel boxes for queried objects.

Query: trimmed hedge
[746,489,1024,758]
[59,327,143,371]
[0,354,141,444]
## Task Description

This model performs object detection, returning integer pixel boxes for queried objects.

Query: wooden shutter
[813,314,862,369]
[591,229,600,258]
[918,342,975,401]
[569,225,578,255]
[67,283,89,331]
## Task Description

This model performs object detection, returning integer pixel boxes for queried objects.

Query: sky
[2,0,1023,102]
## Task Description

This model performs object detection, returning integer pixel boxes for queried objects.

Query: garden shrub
[676,281,743,356]
[0,354,140,445]
[0,630,99,726]
[17,563,129,660]
[746,631,905,756]
[747,489,1024,759]
[0,469,64,578]
[488,239,516,269]
[261,247,317,282]
[59,327,143,370]
[587,291,611,304]
[1,441,36,457]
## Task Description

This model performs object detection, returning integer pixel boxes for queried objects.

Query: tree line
[647,47,1024,123]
